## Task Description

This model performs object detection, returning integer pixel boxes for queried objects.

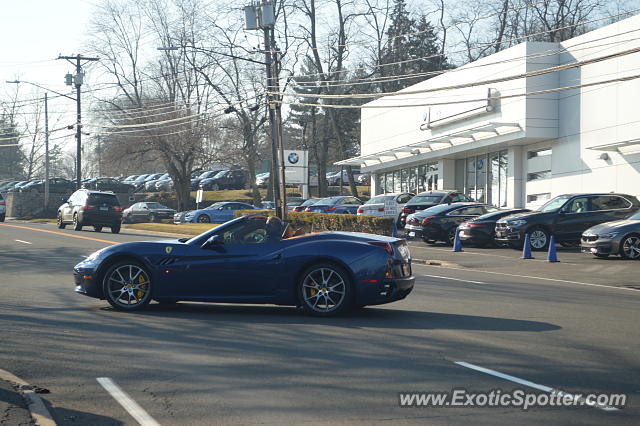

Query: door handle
[272,253,282,260]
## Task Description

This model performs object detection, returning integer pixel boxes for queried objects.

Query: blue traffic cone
[521,233,534,259]
[452,228,463,252]
[391,221,398,238]
[547,235,559,262]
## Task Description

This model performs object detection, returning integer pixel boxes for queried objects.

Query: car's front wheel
[197,214,210,223]
[103,261,153,311]
[73,213,82,231]
[298,263,353,317]
[111,225,121,234]
[528,227,549,251]
[57,213,66,229]
[620,234,640,260]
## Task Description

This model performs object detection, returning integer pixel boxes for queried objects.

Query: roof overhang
[586,138,640,152]
[335,122,522,167]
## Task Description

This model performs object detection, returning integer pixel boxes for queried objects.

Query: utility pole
[58,54,99,189]
[44,93,49,209]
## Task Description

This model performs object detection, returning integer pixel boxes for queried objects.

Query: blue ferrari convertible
[73,215,414,316]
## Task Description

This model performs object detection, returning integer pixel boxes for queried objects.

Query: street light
[5,80,75,210]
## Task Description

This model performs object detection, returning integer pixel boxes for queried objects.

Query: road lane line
[15,239,32,245]
[454,361,619,412]
[0,223,118,245]
[423,274,485,284]
[414,263,640,293]
[97,378,160,426]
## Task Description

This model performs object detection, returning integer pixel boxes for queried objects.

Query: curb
[0,369,56,426]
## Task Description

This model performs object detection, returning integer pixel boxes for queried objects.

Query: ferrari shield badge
[165,246,173,255]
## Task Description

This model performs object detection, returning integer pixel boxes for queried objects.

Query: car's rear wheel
[446,228,457,246]
[197,214,210,223]
[620,234,640,260]
[111,225,121,234]
[148,213,156,222]
[94,226,103,232]
[103,261,153,311]
[57,213,66,229]
[298,263,353,317]
[528,227,549,251]
[73,213,82,231]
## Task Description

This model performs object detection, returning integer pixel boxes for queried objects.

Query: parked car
[292,198,321,212]
[327,169,361,186]
[286,197,305,211]
[581,210,640,259]
[357,193,414,223]
[399,190,474,227]
[191,170,225,190]
[83,177,135,193]
[5,181,30,192]
[304,196,363,214]
[405,203,498,245]
[199,169,249,190]
[0,180,20,192]
[458,209,530,247]
[0,193,5,221]
[155,179,174,192]
[175,201,259,224]
[495,193,640,251]
[122,202,176,223]
[356,173,371,185]
[19,177,75,194]
[57,189,123,233]
[144,173,170,192]
[256,172,270,188]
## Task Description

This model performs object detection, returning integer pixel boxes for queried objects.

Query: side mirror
[201,234,224,249]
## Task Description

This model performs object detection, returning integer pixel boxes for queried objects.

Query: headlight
[508,219,527,227]
[599,232,619,239]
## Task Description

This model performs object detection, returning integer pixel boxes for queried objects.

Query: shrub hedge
[234,210,396,236]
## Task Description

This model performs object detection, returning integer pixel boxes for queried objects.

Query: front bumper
[404,224,424,238]
[580,238,619,256]
[494,225,523,243]
[73,266,102,299]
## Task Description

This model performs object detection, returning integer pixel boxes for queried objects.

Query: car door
[62,192,79,221]
[182,218,283,299]
[554,196,594,240]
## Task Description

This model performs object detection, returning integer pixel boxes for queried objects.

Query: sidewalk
[0,378,34,426]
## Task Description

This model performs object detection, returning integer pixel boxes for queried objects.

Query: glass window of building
[401,169,409,192]
[409,167,417,193]
[393,170,401,193]
[375,174,384,195]
[385,172,394,193]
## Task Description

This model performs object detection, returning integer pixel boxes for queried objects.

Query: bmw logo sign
[288,152,299,164]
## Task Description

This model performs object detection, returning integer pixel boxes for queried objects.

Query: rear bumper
[78,211,122,226]
[359,276,414,306]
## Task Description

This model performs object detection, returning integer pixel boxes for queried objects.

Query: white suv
[0,193,5,221]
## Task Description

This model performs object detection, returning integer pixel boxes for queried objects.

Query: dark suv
[57,190,123,233]
[200,169,249,190]
[495,193,640,250]
[399,190,473,227]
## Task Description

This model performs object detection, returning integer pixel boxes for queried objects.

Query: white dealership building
[337,14,640,209]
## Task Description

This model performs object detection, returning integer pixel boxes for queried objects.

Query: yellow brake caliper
[136,273,146,299]
[309,281,316,297]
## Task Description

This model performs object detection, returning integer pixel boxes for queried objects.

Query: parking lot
[1,221,638,425]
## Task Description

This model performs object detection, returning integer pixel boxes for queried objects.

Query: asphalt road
[1,221,639,425]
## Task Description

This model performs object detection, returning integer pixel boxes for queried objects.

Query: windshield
[408,194,442,205]
[537,195,572,212]
[205,202,223,210]
[366,196,390,204]
[213,171,228,178]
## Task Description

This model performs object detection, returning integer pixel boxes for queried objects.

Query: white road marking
[14,239,32,245]
[423,274,485,285]
[455,361,619,412]
[415,264,640,293]
[97,377,161,426]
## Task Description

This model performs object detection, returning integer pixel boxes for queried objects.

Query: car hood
[584,219,640,234]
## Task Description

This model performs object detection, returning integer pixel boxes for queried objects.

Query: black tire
[103,260,153,311]
[298,263,353,317]
[528,227,549,251]
[94,226,103,232]
[73,213,82,231]
[197,214,211,223]
[0,215,4,223]
[619,234,640,260]
[148,213,156,223]
[446,228,457,246]
[57,213,66,229]
[111,225,121,234]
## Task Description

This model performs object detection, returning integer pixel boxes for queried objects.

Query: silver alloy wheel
[106,264,151,309]
[530,229,548,249]
[197,214,210,223]
[621,236,640,259]
[302,267,347,313]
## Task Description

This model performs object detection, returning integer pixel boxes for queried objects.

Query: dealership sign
[283,150,308,184]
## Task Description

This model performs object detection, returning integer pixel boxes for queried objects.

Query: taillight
[377,207,384,212]
[401,207,412,213]
[369,241,394,255]
[0,201,5,206]
[357,208,363,214]
[113,206,123,212]
[468,223,486,228]
[84,204,95,210]
[421,216,434,226]
[325,206,337,212]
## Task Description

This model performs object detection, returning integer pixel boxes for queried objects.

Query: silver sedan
[581,211,640,259]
